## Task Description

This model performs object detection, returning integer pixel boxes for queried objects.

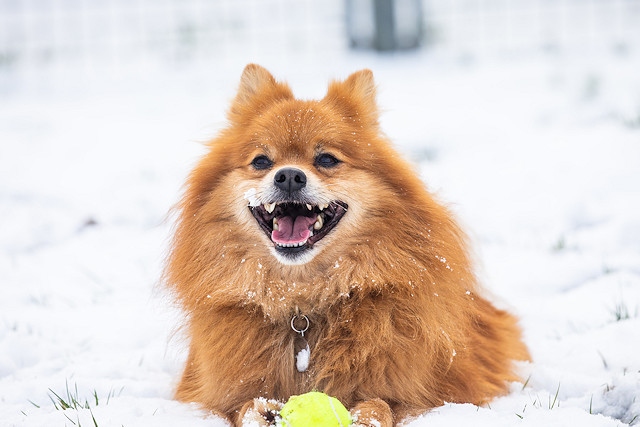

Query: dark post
[374,0,396,51]
[346,0,423,51]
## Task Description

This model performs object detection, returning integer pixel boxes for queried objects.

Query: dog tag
[291,314,310,372]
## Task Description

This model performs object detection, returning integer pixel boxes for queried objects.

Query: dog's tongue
[272,215,316,244]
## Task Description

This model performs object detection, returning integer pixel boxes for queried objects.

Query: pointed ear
[324,69,379,126]
[229,64,293,123]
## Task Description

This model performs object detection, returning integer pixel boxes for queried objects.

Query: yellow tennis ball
[279,391,352,427]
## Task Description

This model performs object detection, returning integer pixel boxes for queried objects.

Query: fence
[424,0,640,54]
[0,0,345,69]
[1,0,639,71]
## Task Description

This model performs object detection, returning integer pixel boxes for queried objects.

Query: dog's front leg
[351,398,394,427]
[237,398,284,426]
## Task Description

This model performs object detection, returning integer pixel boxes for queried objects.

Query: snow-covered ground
[1,47,639,426]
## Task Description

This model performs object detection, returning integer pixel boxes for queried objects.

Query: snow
[1,43,640,427]
[245,188,262,207]
[296,346,310,373]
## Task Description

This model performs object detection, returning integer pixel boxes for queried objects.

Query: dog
[164,64,530,426]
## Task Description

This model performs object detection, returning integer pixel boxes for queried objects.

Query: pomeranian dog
[165,64,530,426]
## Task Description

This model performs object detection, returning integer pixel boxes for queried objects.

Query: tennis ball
[279,391,352,427]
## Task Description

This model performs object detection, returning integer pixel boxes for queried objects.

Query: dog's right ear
[229,64,293,124]
[323,69,379,128]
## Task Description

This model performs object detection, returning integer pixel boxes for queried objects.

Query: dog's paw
[238,397,284,426]
[351,398,393,427]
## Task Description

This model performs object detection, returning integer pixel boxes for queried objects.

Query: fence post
[347,0,423,51]
[374,0,396,51]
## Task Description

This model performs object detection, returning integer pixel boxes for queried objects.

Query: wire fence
[1,0,639,72]
[424,0,640,54]
[0,0,345,69]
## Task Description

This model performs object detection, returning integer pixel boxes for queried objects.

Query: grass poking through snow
[26,381,123,427]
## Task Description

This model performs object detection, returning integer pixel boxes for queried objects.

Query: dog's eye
[251,155,273,170]
[315,153,340,168]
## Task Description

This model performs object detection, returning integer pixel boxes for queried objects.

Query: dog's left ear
[228,64,294,124]
[323,69,379,126]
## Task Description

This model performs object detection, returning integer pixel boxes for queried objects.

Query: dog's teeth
[319,203,328,211]
[313,214,324,230]
[273,217,279,231]
[264,203,276,213]
[277,239,308,248]
[306,204,312,211]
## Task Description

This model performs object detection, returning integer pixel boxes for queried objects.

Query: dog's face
[180,64,422,282]
[224,66,381,266]
[190,66,403,269]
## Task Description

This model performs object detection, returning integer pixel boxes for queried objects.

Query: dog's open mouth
[249,201,348,254]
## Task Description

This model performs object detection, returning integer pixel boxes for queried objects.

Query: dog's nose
[274,168,307,193]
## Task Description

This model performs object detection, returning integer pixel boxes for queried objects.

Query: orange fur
[165,64,530,426]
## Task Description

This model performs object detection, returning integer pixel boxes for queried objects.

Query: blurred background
[2,0,640,91]
[1,1,640,426]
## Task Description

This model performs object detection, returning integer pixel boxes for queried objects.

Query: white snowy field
[1,48,640,427]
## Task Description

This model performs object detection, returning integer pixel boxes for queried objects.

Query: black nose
[274,168,307,193]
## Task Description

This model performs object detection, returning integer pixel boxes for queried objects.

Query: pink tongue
[272,215,316,244]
